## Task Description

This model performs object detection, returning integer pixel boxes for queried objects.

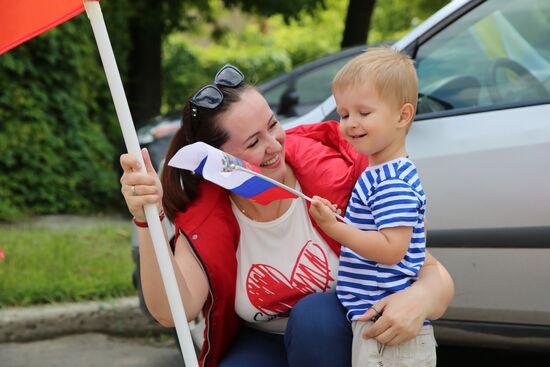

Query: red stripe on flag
[0,0,97,55]
[249,187,298,205]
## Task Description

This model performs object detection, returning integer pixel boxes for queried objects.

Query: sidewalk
[0,297,168,343]
[0,214,129,230]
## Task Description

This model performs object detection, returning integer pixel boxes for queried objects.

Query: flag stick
[232,165,349,223]
[83,2,198,366]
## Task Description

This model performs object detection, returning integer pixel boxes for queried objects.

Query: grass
[0,220,135,307]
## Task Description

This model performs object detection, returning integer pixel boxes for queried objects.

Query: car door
[406,0,550,332]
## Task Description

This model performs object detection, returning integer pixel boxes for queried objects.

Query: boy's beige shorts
[352,320,437,367]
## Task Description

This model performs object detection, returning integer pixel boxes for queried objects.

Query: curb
[0,297,169,343]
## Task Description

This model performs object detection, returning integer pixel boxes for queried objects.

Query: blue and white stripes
[337,157,427,321]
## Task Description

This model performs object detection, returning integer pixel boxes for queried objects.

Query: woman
[120,64,454,367]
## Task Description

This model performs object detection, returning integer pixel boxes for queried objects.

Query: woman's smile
[260,154,281,169]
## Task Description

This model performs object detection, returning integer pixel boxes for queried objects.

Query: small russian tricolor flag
[168,142,298,205]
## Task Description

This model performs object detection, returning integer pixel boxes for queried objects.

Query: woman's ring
[371,305,382,322]
[131,185,136,195]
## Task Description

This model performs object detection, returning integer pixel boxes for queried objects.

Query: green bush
[0,7,130,221]
[163,41,210,110]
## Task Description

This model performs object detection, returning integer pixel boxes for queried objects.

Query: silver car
[291,0,550,350]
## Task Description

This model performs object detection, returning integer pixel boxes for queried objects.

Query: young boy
[309,47,437,366]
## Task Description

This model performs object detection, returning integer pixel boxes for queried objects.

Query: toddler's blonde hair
[333,46,418,113]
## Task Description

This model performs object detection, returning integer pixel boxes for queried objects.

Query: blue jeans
[219,292,352,367]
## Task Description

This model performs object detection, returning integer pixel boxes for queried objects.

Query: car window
[263,83,288,109]
[263,54,358,120]
[415,0,550,116]
[294,56,355,106]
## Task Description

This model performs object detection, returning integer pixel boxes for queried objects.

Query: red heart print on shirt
[246,241,334,316]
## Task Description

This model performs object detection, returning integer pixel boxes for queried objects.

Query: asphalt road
[0,333,183,367]
[437,345,550,366]
[1,333,549,367]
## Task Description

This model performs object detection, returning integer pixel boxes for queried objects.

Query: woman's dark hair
[161,82,252,222]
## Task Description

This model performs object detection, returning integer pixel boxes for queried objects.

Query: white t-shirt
[232,182,339,334]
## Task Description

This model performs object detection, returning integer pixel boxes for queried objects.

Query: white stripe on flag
[168,142,254,190]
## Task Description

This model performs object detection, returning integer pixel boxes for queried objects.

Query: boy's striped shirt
[337,157,427,321]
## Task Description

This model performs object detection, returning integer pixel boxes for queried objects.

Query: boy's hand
[309,196,338,232]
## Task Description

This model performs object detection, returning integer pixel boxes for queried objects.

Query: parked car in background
[135,111,181,172]
[133,0,550,352]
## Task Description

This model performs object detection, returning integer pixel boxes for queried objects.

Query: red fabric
[0,0,99,55]
[174,121,369,366]
[174,183,241,367]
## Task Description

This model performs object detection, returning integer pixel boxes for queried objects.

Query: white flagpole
[83,2,198,366]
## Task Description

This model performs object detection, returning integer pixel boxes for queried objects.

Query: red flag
[0,0,94,55]
[0,246,5,260]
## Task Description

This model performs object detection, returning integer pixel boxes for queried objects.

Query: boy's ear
[397,103,415,129]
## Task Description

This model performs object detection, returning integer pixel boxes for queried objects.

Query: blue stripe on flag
[195,156,207,175]
[230,176,276,198]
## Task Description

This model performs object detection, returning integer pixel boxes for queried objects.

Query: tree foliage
[0,2,131,221]
[127,0,329,125]
[161,0,348,111]
[224,0,326,21]
[370,0,451,42]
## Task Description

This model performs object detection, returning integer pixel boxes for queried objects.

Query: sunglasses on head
[190,64,245,114]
